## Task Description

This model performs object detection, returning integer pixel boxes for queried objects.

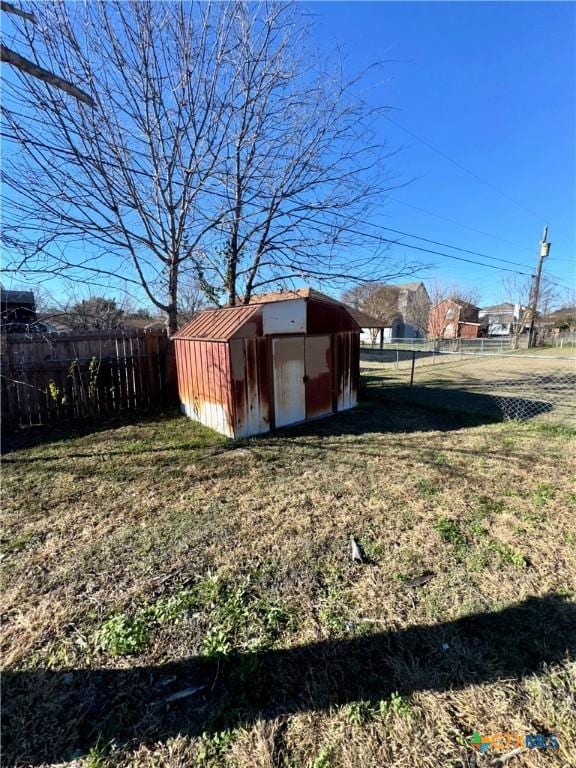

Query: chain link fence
[361,333,576,354]
[361,350,576,426]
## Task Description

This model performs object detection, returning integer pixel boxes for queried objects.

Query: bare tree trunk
[167,258,179,336]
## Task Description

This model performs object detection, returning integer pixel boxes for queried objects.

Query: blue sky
[307,0,575,304]
[2,1,574,309]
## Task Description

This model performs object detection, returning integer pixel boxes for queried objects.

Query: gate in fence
[1,329,172,428]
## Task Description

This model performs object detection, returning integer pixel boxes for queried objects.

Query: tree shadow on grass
[1,378,558,468]
[360,373,554,425]
[0,409,217,457]
[1,399,497,468]
[3,594,575,765]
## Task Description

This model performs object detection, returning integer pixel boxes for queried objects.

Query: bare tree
[1,1,96,106]
[341,283,402,343]
[340,284,371,310]
[409,288,432,336]
[500,274,561,347]
[199,3,408,306]
[177,270,208,325]
[363,286,402,324]
[2,1,416,333]
[61,296,125,331]
[428,280,481,309]
[3,1,241,334]
[32,287,135,332]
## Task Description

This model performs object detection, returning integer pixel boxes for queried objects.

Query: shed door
[272,337,306,428]
[304,335,333,419]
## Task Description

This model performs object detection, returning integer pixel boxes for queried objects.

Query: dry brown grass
[2,380,576,768]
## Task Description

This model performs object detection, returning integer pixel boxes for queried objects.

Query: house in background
[347,307,402,346]
[0,289,44,333]
[345,282,431,342]
[395,282,431,338]
[428,298,480,339]
[542,306,576,332]
[479,302,527,337]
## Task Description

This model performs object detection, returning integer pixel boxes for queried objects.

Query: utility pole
[527,225,551,348]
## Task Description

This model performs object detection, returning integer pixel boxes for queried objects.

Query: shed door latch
[302,375,309,383]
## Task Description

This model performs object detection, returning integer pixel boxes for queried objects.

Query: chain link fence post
[409,350,416,391]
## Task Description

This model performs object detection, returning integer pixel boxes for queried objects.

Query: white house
[479,302,527,336]
[345,282,431,343]
[347,307,402,346]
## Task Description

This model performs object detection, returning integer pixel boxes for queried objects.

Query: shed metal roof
[174,305,261,340]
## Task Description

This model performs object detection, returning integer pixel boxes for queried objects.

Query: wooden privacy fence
[1,329,172,428]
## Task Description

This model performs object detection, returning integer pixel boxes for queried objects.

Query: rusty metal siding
[230,337,270,437]
[174,338,234,437]
[307,299,360,335]
[335,331,359,411]
[304,335,333,419]
[176,296,360,439]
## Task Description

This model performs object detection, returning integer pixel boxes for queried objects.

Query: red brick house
[428,298,480,339]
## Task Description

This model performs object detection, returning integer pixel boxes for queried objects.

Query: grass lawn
[2,376,576,767]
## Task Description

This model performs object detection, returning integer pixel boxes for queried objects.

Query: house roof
[174,305,261,341]
[544,306,576,320]
[431,297,480,311]
[480,302,516,313]
[394,282,424,292]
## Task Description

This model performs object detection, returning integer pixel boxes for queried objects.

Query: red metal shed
[173,289,360,438]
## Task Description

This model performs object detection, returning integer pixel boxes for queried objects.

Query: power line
[320,220,535,277]
[307,206,573,289]
[307,212,542,277]
[366,219,573,290]
[542,272,575,291]
[353,218,530,270]
[384,114,573,242]
[387,198,574,289]
[388,196,535,256]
